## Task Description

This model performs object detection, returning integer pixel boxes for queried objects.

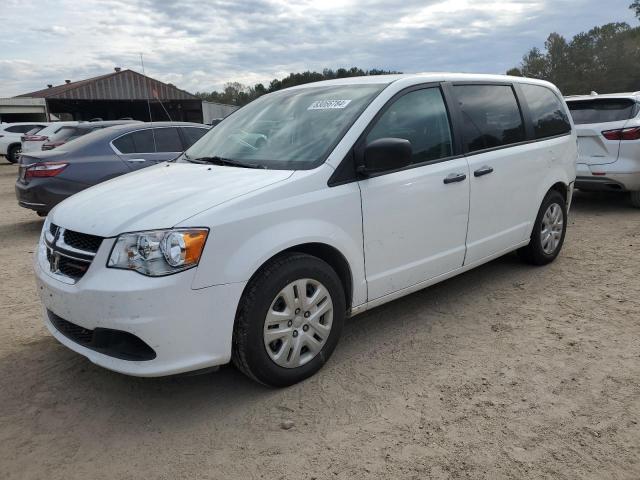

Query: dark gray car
[15,122,209,215]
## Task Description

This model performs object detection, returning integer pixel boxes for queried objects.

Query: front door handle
[443,173,467,184]
[474,166,494,177]
[126,158,146,163]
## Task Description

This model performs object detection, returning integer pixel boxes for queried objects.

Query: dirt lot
[0,161,639,480]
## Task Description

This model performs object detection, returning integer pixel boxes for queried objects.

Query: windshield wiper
[187,155,262,169]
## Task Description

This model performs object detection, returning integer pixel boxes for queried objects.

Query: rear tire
[232,253,345,387]
[6,144,21,164]
[518,190,567,266]
[630,191,640,208]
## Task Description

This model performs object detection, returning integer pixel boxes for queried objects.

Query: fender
[188,167,368,308]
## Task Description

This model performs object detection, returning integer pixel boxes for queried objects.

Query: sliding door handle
[443,173,467,184]
[474,166,494,177]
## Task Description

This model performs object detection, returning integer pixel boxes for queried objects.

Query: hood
[50,162,294,237]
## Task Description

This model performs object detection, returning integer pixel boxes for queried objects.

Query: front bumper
[35,236,246,377]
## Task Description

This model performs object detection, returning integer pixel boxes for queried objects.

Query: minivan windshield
[181,84,386,169]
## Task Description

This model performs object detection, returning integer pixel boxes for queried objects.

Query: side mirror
[358,138,412,176]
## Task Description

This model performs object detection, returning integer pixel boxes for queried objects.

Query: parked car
[16,122,209,215]
[39,120,141,151]
[0,122,49,163]
[35,74,576,386]
[21,121,81,154]
[565,92,640,207]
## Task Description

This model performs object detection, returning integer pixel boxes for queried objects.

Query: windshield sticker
[308,100,352,110]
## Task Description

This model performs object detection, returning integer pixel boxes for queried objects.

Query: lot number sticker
[308,100,352,110]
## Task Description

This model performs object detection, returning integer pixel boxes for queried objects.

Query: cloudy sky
[0,0,636,97]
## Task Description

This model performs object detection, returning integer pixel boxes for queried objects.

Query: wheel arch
[240,242,354,315]
[549,181,568,203]
[527,178,571,239]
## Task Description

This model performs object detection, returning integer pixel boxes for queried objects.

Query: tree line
[507,3,640,95]
[195,67,400,106]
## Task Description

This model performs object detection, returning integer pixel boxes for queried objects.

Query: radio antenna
[140,53,157,152]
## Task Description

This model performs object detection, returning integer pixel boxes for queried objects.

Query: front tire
[232,253,345,387]
[6,144,21,163]
[518,190,567,265]
[630,191,640,208]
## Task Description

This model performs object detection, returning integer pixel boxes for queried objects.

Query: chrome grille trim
[44,225,103,284]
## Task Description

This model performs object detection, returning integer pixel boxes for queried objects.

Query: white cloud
[0,0,636,97]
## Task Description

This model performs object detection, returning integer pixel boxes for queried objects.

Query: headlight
[107,228,208,276]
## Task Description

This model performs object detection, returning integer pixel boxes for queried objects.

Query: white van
[35,74,577,386]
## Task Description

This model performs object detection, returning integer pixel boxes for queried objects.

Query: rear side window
[52,126,83,141]
[366,87,453,165]
[113,128,183,154]
[154,128,183,152]
[6,125,43,133]
[567,99,637,125]
[182,127,208,147]
[520,84,571,138]
[454,85,525,153]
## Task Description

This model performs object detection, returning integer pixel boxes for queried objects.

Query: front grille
[63,229,102,253]
[48,311,156,361]
[47,249,90,279]
[45,224,103,283]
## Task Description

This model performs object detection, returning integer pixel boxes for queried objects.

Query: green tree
[508,18,640,95]
[631,0,640,19]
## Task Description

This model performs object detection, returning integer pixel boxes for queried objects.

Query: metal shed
[0,97,48,122]
[17,68,203,123]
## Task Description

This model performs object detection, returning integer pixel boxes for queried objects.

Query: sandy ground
[0,161,639,480]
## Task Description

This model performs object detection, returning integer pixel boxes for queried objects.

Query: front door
[358,86,470,301]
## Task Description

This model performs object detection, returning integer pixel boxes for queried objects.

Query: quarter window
[366,88,453,165]
[454,85,525,153]
[112,133,135,153]
[520,84,571,138]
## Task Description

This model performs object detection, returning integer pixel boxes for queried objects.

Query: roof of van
[286,73,558,90]
[564,92,640,101]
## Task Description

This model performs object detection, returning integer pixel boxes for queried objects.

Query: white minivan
[35,74,577,386]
